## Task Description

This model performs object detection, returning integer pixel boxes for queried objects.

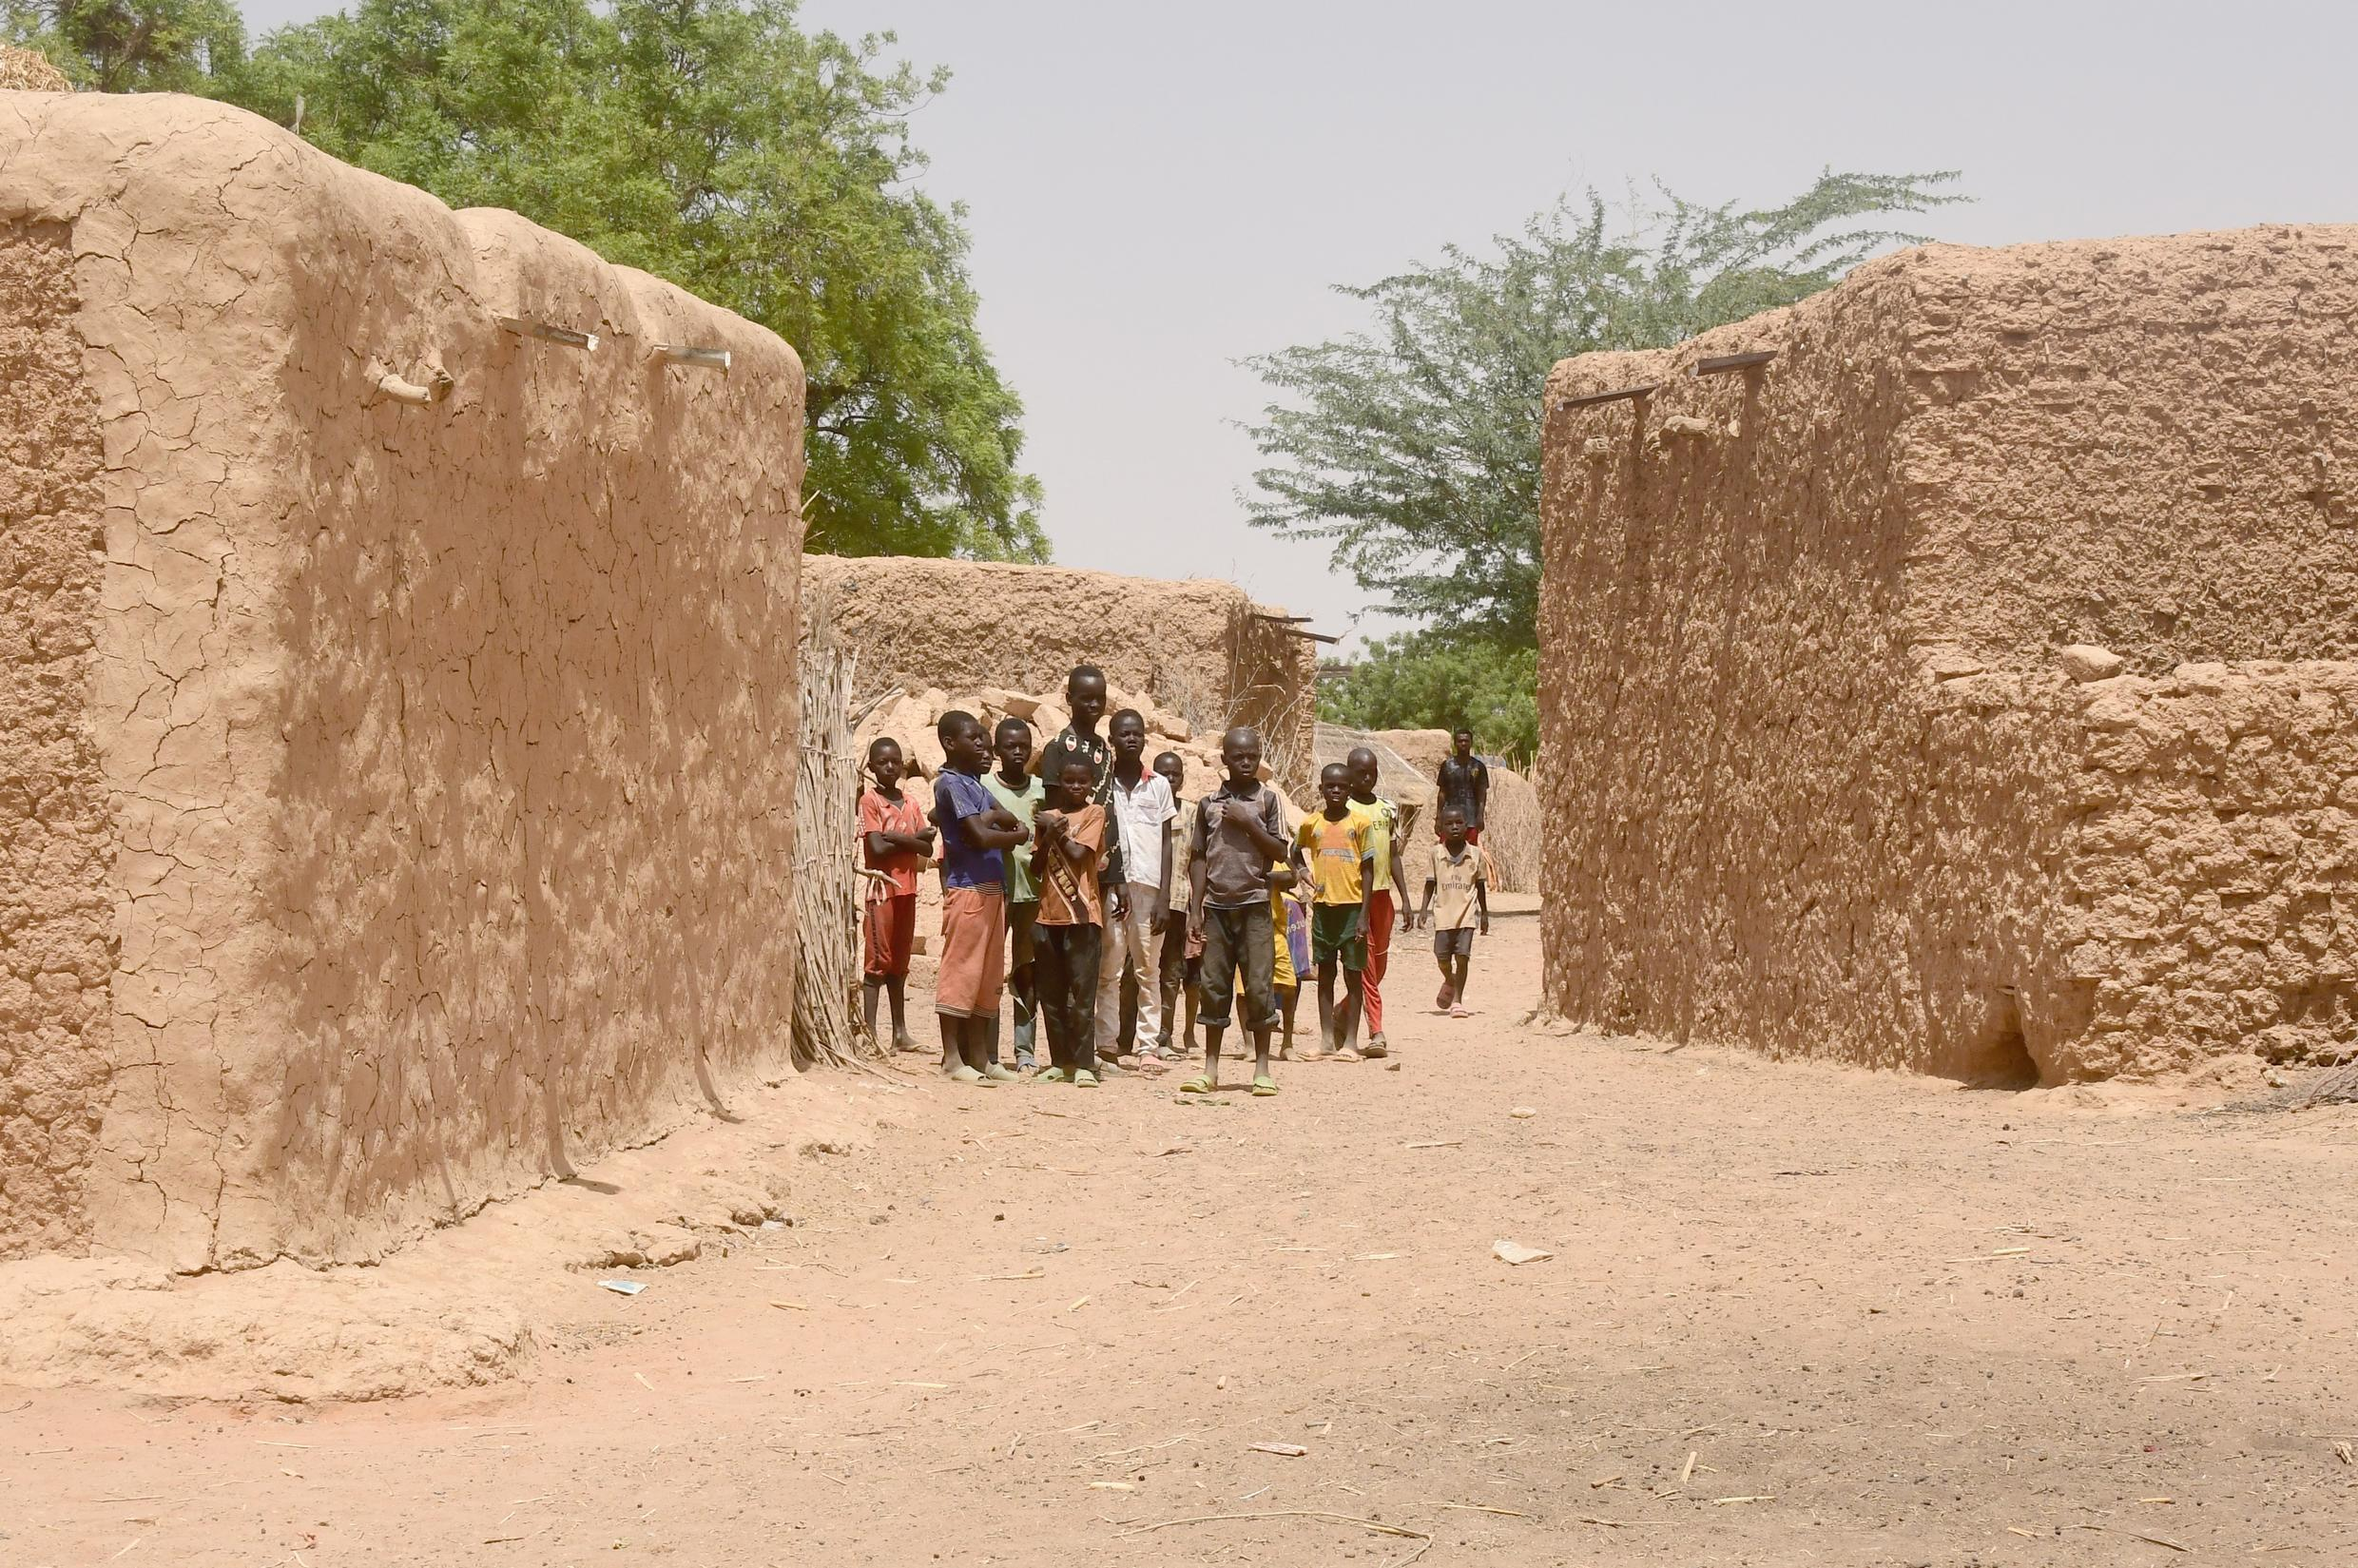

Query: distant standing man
[1099,710,1176,1071]
[1436,728,1490,845]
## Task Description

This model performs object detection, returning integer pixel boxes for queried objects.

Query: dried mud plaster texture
[802,554,1318,777]
[0,92,807,1268]
[1539,224,2358,1085]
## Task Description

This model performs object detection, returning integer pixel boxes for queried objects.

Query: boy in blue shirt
[931,710,1031,1085]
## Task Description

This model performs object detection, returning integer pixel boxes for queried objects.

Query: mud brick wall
[0,92,805,1267]
[803,555,1318,781]
[0,219,113,1255]
[1540,224,2358,1083]
[2056,662,2358,1076]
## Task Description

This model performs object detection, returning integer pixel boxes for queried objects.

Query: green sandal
[1035,1067,1068,1084]
[1251,1075,1279,1096]
[1179,1075,1214,1094]
[1073,1069,1101,1087]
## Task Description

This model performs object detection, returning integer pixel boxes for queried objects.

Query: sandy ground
[7,896,2357,1566]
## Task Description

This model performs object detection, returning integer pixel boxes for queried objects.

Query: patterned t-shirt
[1034,804,1110,927]
[1295,810,1373,907]
[1036,726,1112,805]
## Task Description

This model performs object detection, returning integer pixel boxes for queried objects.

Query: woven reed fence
[791,588,874,1068]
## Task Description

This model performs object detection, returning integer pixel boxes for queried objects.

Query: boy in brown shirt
[1031,755,1124,1086]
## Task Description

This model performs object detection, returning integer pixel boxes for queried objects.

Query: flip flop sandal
[1179,1075,1214,1094]
[1035,1067,1068,1083]
[1251,1075,1279,1096]
[1073,1070,1101,1087]
[1332,1049,1363,1063]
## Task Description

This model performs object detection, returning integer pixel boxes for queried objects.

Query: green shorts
[1310,902,1366,972]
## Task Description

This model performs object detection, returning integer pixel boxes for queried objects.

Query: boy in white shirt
[1097,710,1175,1070]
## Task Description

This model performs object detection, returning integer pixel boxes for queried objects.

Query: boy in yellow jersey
[1292,763,1375,1060]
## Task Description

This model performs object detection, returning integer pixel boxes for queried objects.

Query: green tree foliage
[1317,631,1539,764]
[1243,171,1963,646]
[164,0,1037,561]
[5,0,243,90]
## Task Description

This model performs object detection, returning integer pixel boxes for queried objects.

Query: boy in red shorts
[859,736,934,1051]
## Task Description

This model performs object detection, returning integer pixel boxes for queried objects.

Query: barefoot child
[1032,755,1122,1085]
[1418,806,1491,1016]
[1344,746,1410,1062]
[1294,762,1374,1061]
[932,711,1030,1085]
[1182,726,1292,1096]
[1154,750,1200,1059]
[983,717,1047,1071]
[859,737,935,1051]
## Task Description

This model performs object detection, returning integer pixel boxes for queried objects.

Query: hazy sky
[241,0,2358,645]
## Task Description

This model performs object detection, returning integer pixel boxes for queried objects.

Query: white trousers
[1095,882,1163,1053]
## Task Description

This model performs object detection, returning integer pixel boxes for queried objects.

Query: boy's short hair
[1067,664,1106,691]
[1152,750,1183,770]
[994,714,1034,741]
[937,708,980,745]
[1109,707,1145,732]
[1054,754,1096,783]
[1440,804,1467,823]
[867,735,902,762]
[1320,762,1350,783]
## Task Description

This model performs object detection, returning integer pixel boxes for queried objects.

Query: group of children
[858,664,1493,1095]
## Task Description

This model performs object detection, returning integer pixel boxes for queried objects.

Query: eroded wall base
[0,219,111,1257]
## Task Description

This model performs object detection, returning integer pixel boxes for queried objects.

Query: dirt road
[8,899,2357,1565]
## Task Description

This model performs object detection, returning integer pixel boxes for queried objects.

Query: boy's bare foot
[893,1035,922,1054]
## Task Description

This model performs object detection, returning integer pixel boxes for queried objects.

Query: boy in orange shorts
[931,711,1031,1085]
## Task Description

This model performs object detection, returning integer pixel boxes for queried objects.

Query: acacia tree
[3,0,243,89]
[1243,171,1963,648]
[228,0,1044,560]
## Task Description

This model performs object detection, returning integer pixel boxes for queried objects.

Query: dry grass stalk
[791,577,877,1068]
[1119,1509,1428,1541]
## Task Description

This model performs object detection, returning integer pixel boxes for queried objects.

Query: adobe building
[1538,225,2358,1084]
[1,92,806,1268]
[803,553,1322,786]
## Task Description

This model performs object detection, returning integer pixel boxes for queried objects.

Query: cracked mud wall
[0,220,114,1257]
[1539,225,2358,1082]
[802,555,1316,779]
[1,92,806,1268]
[2055,661,2358,1077]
